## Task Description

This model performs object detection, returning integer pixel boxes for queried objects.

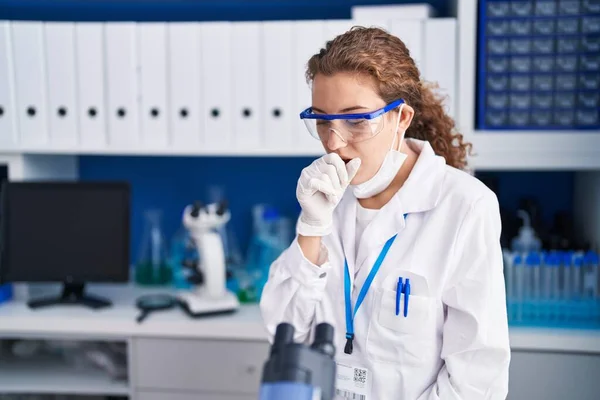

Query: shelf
[0,356,129,395]
[509,326,600,354]
[1,145,325,158]
[467,130,600,170]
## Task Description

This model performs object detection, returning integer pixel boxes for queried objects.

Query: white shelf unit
[455,0,600,171]
[0,356,129,396]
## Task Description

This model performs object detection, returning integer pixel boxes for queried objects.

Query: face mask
[351,105,407,199]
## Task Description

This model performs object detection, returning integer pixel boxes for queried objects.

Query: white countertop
[1,284,600,354]
[0,284,268,341]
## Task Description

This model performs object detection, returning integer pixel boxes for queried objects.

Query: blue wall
[78,154,577,264]
[78,156,313,263]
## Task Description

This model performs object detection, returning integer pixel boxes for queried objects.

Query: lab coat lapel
[335,192,358,284]
[353,139,446,284]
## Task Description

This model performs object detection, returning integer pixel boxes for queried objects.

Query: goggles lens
[303,115,385,143]
[300,99,404,144]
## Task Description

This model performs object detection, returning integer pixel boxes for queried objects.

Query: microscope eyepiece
[272,322,294,355]
[311,323,335,358]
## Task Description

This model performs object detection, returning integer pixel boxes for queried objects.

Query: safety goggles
[299,99,405,144]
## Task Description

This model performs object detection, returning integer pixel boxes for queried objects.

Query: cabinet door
[134,338,269,394]
[509,351,600,400]
[136,391,255,400]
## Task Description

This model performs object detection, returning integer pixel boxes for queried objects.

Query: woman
[260,26,510,400]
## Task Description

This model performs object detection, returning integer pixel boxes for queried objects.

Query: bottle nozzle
[517,209,531,227]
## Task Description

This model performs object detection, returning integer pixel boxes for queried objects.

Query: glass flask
[135,209,172,286]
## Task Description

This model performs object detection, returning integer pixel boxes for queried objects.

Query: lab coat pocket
[367,281,436,365]
[377,289,431,335]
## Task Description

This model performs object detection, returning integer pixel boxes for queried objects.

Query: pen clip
[395,277,403,316]
[403,278,411,318]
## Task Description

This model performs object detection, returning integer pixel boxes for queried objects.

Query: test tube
[551,254,560,320]
[514,253,524,322]
[526,252,541,322]
[582,251,599,324]
[543,253,552,300]
[583,251,599,299]
[573,254,584,323]
[573,254,584,297]
[561,251,572,322]
[562,251,572,301]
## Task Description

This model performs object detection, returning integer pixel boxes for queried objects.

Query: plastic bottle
[511,210,542,254]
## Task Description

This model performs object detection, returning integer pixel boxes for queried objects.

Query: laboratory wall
[78,156,579,265]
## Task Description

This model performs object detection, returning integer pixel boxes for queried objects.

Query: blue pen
[403,278,411,317]
[396,277,403,316]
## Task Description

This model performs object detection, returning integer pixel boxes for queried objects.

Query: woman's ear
[397,104,415,133]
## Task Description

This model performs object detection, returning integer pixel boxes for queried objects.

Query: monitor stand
[27,282,112,310]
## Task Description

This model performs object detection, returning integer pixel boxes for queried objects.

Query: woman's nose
[325,129,347,151]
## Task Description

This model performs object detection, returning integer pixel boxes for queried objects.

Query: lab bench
[0,285,599,400]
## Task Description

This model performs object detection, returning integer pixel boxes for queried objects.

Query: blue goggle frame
[299,99,405,120]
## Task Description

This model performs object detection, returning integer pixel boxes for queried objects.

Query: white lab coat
[260,139,511,400]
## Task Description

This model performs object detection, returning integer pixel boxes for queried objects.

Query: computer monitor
[0,181,130,310]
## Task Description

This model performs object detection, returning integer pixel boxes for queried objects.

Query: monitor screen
[0,181,130,284]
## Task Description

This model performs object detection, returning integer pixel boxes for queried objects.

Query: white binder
[138,22,169,149]
[168,22,202,149]
[325,19,356,41]
[0,21,18,150]
[423,18,457,119]
[105,22,139,149]
[262,21,293,151]
[292,20,326,154]
[200,22,231,150]
[11,21,49,147]
[231,22,262,151]
[390,19,425,71]
[351,4,435,20]
[75,23,107,150]
[44,22,78,149]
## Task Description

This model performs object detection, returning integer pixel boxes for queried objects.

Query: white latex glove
[296,153,362,237]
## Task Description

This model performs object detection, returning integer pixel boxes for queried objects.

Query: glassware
[135,209,172,286]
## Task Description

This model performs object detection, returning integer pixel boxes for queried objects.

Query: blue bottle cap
[262,207,280,221]
[513,254,523,265]
[573,255,584,268]
[563,251,573,267]
[526,252,541,267]
[548,253,561,267]
[584,251,600,265]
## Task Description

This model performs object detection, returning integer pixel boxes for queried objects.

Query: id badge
[335,362,370,400]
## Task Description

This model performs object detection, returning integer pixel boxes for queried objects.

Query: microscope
[179,200,239,313]
[259,322,337,400]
